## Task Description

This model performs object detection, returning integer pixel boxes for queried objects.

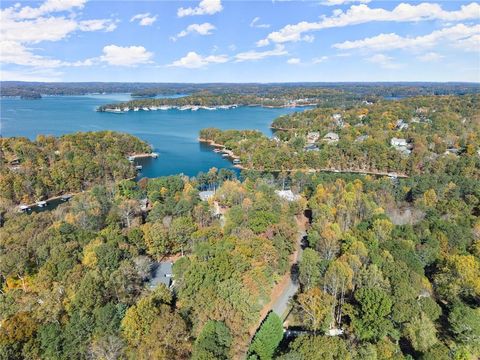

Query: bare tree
[89,335,125,360]
[118,199,139,228]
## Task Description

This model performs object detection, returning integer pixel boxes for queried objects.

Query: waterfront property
[1,95,305,178]
[199,190,215,201]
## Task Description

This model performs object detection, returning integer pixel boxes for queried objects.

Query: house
[391,138,411,155]
[275,190,301,202]
[306,131,320,144]
[323,132,339,144]
[149,262,173,289]
[445,148,460,156]
[140,198,149,212]
[391,138,407,147]
[395,119,409,130]
[415,107,429,114]
[332,113,344,127]
[355,135,369,143]
[199,190,215,201]
[326,328,344,336]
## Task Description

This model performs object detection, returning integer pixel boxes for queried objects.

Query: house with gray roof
[149,262,173,289]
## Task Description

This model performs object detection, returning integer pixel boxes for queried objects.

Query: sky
[1,0,479,82]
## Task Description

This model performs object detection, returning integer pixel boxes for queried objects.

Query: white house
[275,190,301,202]
[199,190,215,201]
[355,135,369,143]
[324,132,339,144]
[391,138,411,155]
[306,131,320,144]
[395,119,409,130]
[391,138,407,147]
[332,113,344,127]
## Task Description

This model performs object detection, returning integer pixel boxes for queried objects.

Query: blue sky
[1,0,479,82]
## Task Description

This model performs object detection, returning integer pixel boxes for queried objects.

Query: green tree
[169,216,197,254]
[352,287,394,341]
[249,312,284,360]
[192,321,232,360]
[279,335,351,360]
[404,313,438,353]
[298,248,322,289]
[448,303,480,348]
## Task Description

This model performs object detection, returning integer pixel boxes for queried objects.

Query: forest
[2,82,479,99]
[1,162,479,359]
[97,90,344,111]
[0,169,304,359]
[199,95,480,177]
[0,91,479,360]
[0,131,151,205]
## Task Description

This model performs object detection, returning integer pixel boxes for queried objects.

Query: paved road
[272,229,306,318]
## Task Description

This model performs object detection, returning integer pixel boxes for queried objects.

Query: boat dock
[127,152,159,162]
[18,193,75,212]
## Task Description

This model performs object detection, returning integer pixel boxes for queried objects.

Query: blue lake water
[1,94,307,177]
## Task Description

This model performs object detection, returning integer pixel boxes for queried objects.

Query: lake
[1,94,307,178]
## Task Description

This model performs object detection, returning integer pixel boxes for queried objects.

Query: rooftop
[149,262,173,289]
[275,189,301,202]
[199,190,215,201]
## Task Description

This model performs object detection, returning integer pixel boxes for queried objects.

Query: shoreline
[18,157,149,212]
[270,126,300,131]
[198,138,240,160]
[99,103,316,113]
[199,138,408,177]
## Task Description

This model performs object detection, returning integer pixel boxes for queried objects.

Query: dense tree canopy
[0,131,150,204]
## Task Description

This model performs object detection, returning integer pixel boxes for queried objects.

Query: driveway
[271,229,306,318]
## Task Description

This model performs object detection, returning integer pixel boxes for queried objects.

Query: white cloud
[366,54,401,69]
[1,16,79,43]
[79,19,117,32]
[250,17,270,28]
[417,52,444,62]
[257,2,480,46]
[333,24,480,52]
[0,0,119,70]
[172,23,216,41]
[10,0,86,19]
[322,0,371,6]
[235,45,288,62]
[313,56,328,63]
[0,40,64,67]
[99,45,154,66]
[130,13,157,26]
[287,58,301,64]
[169,52,228,68]
[453,33,480,52]
[177,0,223,17]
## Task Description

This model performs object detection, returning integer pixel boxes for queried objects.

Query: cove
[1,94,308,178]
